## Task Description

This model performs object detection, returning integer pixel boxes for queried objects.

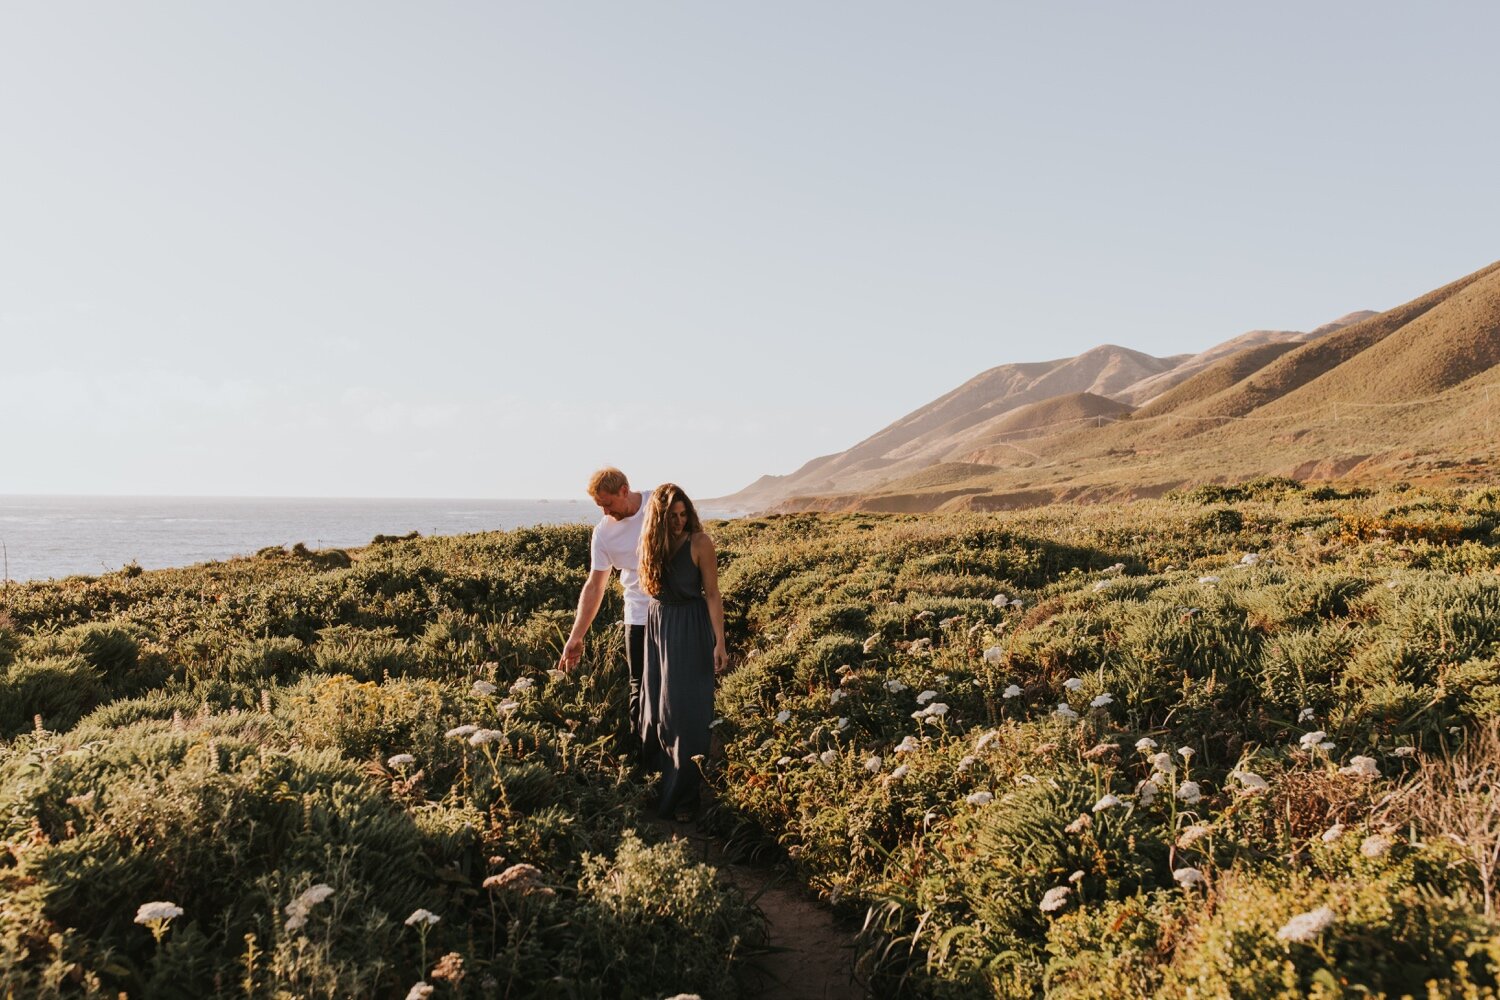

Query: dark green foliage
[0,654,105,735]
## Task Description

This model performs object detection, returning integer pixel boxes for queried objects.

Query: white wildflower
[1010,599,1024,608]
[775,709,792,725]
[1359,834,1392,858]
[1068,869,1085,883]
[497,699,521,715]
[1173,866,1206,888]
[1177,824,1213,848]
[983,646,1004,664]
[1092,794,1122,812]
[865,755,883,773]
[1198,575,1220,585]
[1039,885,1071,913]
[776,756,792,766]
[1064,677,1084,692]
[1321,823,1345,842]
[1175,781,1202,805]
[1135,737,1158,751]
[404,908,440,927]
[836,717,850,731]
[889,764,909,780]
[1053,704,1079,721]
[926,702,948,717]
[471,680,497,697]
[1177,746,1194,761]
[916,689,938,705]
[1232,770,1269,793]
[966,791,994,806]
[958,754,978,771]
[1149,752,1176,774]
[1340,755,1379,778]
[975,730,999,751]
[1391,746,1416,758]
[1136,778,1160,806]
[862,635,880,654]
[134,901,183,924]
[885,679,908,694]
[1093,580,1113,593]
[1299,730,1328,750]
[992,593,1009,607]
[1104,562,1126,575]
[468,729,503,746]
[1240,553,1262,566]
[895,735,921,753]
[1276,906,1336,942]
[1002,684,1022,699]
[445,724,478,739]
[820,749,839,766]
[386,753,416,768]
[1298,707,1315,722]
[829,689,846,705]
[1065,814,1091,834]
[1089,693,1114,709]
[546,668,567,682]
[509,677,535,695]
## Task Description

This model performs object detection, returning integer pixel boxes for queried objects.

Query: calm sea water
[0,496,605,583]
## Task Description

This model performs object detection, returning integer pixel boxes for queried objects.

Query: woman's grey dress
[639,537,716,818]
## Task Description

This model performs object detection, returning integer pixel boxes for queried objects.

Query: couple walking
[557,467,727,820]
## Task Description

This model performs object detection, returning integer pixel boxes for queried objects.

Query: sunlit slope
[764,259,1500,513]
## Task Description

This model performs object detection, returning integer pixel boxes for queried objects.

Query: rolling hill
[719,261,1500,513]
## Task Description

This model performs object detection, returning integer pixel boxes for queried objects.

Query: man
[558,467,652,761]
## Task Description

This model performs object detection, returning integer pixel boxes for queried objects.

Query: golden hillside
[737,259,1500,514]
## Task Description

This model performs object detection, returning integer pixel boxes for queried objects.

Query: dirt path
[654,818,868,1000]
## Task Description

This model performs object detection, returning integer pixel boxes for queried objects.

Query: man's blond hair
[588,467,629,498]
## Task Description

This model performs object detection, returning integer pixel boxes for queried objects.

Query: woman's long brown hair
[637,483,703,598]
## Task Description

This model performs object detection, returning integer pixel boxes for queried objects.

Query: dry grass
[1380,724,1500,916]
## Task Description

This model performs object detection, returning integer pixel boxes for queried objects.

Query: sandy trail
[653,818,867,1000]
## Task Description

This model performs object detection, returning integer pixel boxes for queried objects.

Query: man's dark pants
[624,623,646,766]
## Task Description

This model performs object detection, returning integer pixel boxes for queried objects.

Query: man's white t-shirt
[589,489,653,626]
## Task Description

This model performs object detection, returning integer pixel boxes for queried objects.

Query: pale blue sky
[2,3,1496,498]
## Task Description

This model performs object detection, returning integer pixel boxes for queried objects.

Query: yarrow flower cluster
[387,753,416,769]
[1299,731,1335,752]
[405,908,441,927]
[471,680,497,697]
[1039,885,1071,913]
[912,702,949,723]
[134,901,183,925]
[284,883,335,932]
[1276,906,1336,942]
[1002,684,1022,699]
[1173,866,1205,888]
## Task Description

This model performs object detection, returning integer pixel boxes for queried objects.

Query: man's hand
[559,636,584,673]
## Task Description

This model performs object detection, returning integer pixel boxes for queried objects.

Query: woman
[636,483,727,820]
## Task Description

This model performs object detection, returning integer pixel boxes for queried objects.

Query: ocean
[0,496,607,583]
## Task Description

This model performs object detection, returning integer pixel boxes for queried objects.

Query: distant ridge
[718,260,1500,514]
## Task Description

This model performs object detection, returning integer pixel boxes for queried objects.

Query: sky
[2,3,1497,499]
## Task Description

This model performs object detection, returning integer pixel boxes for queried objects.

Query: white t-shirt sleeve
[589,526,610,572]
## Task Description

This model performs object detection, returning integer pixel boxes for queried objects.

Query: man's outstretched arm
[558,569,611,671]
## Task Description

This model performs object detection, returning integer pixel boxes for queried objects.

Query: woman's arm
[693,532,728,674]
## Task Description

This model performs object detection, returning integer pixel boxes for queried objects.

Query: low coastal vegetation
[4,479,1500,997]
